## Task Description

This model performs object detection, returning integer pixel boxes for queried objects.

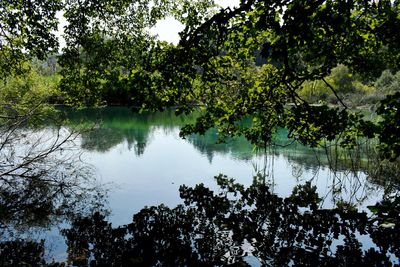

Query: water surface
[1,107,395,264]
[65,107,382,225]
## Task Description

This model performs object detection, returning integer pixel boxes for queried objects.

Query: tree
[177,0,400,151]
[62,176,399,266]
[58,0,400,159]
[0,0,106,229]
[59,0,217,106]
[0,0,61,78]
[174,0,400,158]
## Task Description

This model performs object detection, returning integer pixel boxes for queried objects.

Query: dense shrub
[298,65,400,107]
[375,70,400,94]
[0,64,62,122]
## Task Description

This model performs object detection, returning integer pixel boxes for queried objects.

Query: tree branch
[322,77,348,109]
[0,129,79,179]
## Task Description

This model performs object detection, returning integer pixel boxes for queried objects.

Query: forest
[0,0,399,266]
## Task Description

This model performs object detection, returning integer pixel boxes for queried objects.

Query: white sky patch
[218,0,240,9]
[55,11,67,51]
[149,17,185,45]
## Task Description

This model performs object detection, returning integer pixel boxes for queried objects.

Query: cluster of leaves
[0,0,65,125]
[181,1,399,140]
[377,91,400,160]
[299,64,373,104]
[299,65,400,107]
[0,0,61,78]
[0,63,61,125]
[376,69,400,94]
[59,175,399,266]
[174,0,400,158]
[0,240,47,267]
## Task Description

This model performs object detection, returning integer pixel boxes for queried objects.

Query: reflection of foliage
[0,240,47,267]
[62,175,399,266]
[80,127,126,153]
[0,129,107,265]
[186,128,255,162]
[367,158,400,193]
[368,195,400,228]
[0,127,107,229]
[62,107,197,155]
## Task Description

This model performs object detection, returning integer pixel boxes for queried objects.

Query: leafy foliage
[58,0,216,106]
[0,64,61,124]
[299,64,376,104]
[375,69,400,94]
[377,91,400,160]
[0,240,47,266]
[0,0,61,78]
[174,0,400,158]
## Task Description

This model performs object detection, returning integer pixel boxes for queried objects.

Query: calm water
[2,107,394,264]
[66,107,381,223]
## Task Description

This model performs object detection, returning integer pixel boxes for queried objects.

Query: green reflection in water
[61,107,400,196]
[61,107,312,157]
[61,107,198,155]
[1,107,399,265]
[61,107,373,172]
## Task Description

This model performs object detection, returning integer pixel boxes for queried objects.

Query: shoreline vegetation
[24,60,400,108]
[3,59,398,183]
[2,60,394,131]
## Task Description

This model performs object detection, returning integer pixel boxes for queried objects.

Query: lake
[68,107,382,217]
[1,107,398,265]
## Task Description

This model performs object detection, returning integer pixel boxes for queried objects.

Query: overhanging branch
[322,77,348,109]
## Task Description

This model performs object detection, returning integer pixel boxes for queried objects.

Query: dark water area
[0,107,399,266]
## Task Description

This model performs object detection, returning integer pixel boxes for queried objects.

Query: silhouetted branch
[322,77,348,109]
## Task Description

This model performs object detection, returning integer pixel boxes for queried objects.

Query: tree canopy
[55,0,400,159]
[0,0,61,77]
[177,0,400,154]
[1,0,399,159]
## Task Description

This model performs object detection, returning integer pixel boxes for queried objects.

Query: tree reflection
[186,128,255,162]
[62,107,197,156]
[0,126,107,266]
[62,107,398,187]
[62,175,399,266]
[366,157,400,193]
[0,128,107,230]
